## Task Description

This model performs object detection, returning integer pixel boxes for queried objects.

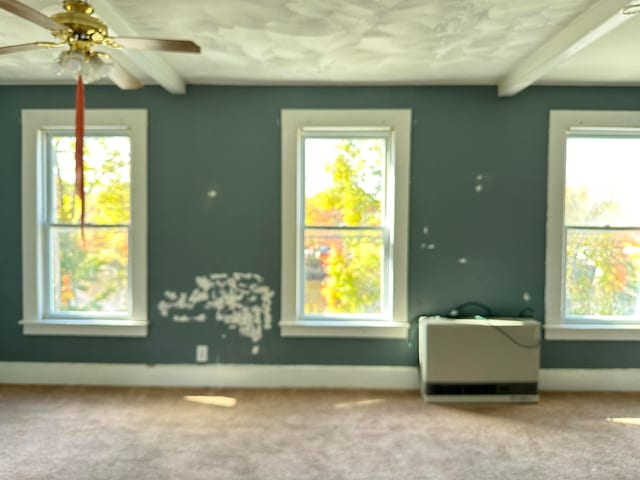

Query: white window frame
[280,109,411,339]
[546,110,640,341]
[20,109,148,337]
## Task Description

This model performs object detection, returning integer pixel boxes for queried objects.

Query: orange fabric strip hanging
[75,74,85,236]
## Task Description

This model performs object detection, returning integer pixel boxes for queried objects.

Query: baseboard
[539,368,640,391]
[0,362,419,390]
[1,363,639,391]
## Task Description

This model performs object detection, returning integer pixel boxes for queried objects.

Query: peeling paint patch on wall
[158,273,275,348]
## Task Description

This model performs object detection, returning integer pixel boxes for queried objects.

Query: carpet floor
[0,386,639,479]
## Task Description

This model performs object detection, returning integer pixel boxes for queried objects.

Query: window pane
[50,135,131,225]
[565,228,640,319]
[303,228,384,316]
[566,136,640,226]
[304,138,385,227]
[50,226,129,314]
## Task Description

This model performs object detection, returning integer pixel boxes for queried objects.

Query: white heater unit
[418,316,540,403]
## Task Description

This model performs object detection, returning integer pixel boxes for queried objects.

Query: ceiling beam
[89,0,188,94]
[498,0,638,97]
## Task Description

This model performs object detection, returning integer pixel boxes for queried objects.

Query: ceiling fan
[0,0,201,233]
[0,0,201,89]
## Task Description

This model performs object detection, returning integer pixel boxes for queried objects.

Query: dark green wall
[1,84,639,368]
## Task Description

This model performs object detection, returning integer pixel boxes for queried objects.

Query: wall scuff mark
[474,173,493,193]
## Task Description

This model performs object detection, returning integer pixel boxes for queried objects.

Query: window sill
[279,320,409,339]
[20,319,148,338]
[544,324,640,341]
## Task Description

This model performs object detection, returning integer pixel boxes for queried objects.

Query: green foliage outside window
[565,187,640,318]
[303,140,385,316]
[50,136,130,314]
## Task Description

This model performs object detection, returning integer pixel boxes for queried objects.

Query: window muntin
[301,134,390,319]
[563,133,640,323]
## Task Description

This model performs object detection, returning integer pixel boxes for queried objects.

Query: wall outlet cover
[196,345,208,363]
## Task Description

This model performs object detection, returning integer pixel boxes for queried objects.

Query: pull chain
[75,74,85,240]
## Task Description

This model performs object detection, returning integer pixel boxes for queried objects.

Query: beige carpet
[1,385,639,480]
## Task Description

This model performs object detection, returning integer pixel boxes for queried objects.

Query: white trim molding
[546,110,640,342]
[20,319,148,337]
[279,320,409,339]
[2,363,640,392]
[280,109,411,339]
[0,363,420,390]
[539,368,640,391]
[21,109,148,338]
[544,324,640,341]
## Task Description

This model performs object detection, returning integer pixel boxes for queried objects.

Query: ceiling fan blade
[0,42,47,55]
[111,37,200,54]
[0,0,68,32]
[108,59,144,90]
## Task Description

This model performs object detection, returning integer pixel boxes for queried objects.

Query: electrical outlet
[196,344,208,363]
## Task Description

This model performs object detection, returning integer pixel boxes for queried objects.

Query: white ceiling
[1,0,640,95]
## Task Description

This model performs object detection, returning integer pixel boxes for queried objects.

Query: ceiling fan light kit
[54,49,112,83]
[47,1,112,83]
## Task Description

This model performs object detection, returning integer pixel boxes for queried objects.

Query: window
[280,109,411,338]
[21,109,147,337]
[546,110,640,340]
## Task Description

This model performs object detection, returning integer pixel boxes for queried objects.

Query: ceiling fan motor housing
[51,0,108,51]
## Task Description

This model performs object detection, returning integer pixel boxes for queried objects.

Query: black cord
[447,302,540,349]
[415,302,540,350]
[476,316,541,349]
[447,301,493,318]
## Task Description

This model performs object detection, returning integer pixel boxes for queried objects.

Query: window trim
[546,110,640,341]
[20,109,148,337]
[280,109,411,339]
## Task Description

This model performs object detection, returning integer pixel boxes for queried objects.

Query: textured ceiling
[0,0,637,90]
[112,0,591,84]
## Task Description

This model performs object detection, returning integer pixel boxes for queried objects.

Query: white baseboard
[539,368,640,391]
[1,363,639,391]
[0,362,419,390]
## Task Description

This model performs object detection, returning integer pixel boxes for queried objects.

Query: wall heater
[418,316,540,403]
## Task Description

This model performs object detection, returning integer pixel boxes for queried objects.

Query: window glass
[565,229,640,319]
[304,138,384,227]
[564,134,640,321]
[47,134,131,317]
[303,228,384,316]
[565,136,640,227]
[50,136,131,225]
[50,227,129,313]
[302,136,388,318]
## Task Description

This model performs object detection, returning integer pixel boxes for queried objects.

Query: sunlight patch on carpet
[334,398,386,409]
[606,417,640,426]
[183,395,238,408]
